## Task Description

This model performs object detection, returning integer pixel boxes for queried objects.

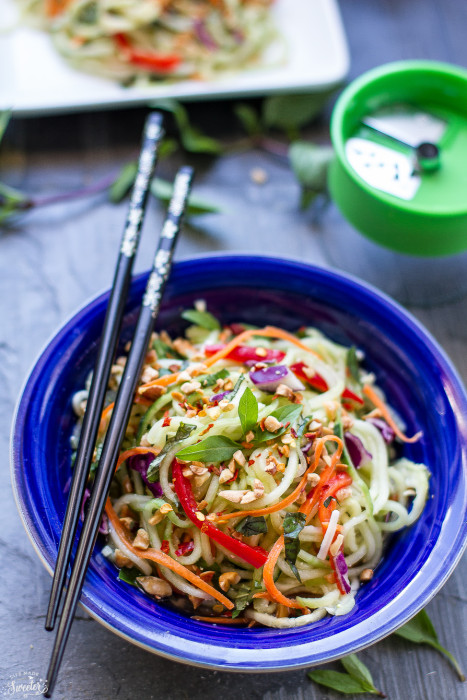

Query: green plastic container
[329,61,467,257]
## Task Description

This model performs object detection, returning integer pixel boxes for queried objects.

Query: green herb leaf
[118,567,141,587]
[323,495,338,509]
[283,512,306,581]
[177,435,240,464]
[90,441,103,474]
[341,655,380,693]
[289,141,334,195]
[230,581,262,618]
[150,177,221,216]
[297,414,312,438]
[255,403,303,443]
[109,161,138,203]
[308,670,382,695]
[235,515,268,536]
[0,110,11,143]
[227,374,245,400]
[150,98,223,154]
[238,387,258,436]
[263,93,331,133]
[181,309,221,331]
[234,103,262,137]
[147,422,196,481]
[199,369,230,388]
[346,346,361,384]
[394,609,465,681]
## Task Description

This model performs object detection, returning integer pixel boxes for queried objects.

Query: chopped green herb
[283,512,306,581]
[198,369,230,388]
[309,654,385,696]
[235,516,268,537]
[230,581,262,618]
[255,403,303,443]
[147,422,196,481]
[346,346,361,384]
[118,567,141,587]
[227,374,245,400]
[181,308,221,331]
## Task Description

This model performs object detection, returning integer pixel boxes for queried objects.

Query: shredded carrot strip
[215,435,340,523]
[191,616,247,624]
[262,436,343,609]
[46,0,70,16]
[105,498,234,609]
[115,446,160,471]
[363,384,422,443]
[99,402,114,433]
[138,325,321,394]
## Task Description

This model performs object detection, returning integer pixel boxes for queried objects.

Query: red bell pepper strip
[115,33,181,73]
[205,343,285,364]
[172,460,268,569]
[290,361,364,405]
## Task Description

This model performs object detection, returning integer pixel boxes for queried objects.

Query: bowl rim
[10,253,467,671]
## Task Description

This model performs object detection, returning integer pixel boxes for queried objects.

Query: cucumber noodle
[18,0,277,83]
[72,312,430,628]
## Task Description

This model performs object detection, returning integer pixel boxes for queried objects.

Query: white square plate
[0,0,349,116]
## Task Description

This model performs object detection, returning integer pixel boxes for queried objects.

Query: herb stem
[429,641,466,682]
[29,171,118,209]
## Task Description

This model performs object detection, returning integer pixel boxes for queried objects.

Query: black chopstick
[45,111,164,632]
[44,166,194,698]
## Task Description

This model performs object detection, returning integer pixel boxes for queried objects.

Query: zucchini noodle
[72,308,430,628]
[18,0,278,84]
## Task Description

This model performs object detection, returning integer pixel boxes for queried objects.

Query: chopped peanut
[180,380,201,394]
[141,366,159,384]
[275,384,294,400]
[245,430,255,443]
[137,576,172,598]
[159,503,173,515]
[206,406,221,420]
[114,549,132,568]
[360,568,374,583]
[219,468,235,484]
[264,415,283,432]
[133,528,150,550]
[218,571,241,592]
[148,511,164,526]
[307,473,320,487]
[233,450,246,467]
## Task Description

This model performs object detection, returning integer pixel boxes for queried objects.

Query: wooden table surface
[1,1,466,699]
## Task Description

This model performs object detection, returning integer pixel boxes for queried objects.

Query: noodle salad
[18,0,277,83]
[72,305,430,628]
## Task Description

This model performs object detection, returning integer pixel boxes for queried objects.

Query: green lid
[328,61,467,257]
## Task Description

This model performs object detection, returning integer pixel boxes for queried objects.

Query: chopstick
[44,165,194,698]
[45,111,164,632]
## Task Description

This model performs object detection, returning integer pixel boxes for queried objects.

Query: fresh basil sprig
[238,386,258,436]
[346,346,361,384]
[283,512,306,582]
[235,515,267,536]
[118,567,141,588]
[394,609,465,681]
[309,654,385,697]
[181,308,221,331]
[230,581,262,619]
[147,422,195,481]
[198,368,230,388]
[176,435,240,464]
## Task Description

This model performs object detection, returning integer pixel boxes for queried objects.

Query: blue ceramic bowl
[11,255,467,671]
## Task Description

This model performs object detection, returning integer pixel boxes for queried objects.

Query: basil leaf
[230,581,262,618]
[147,422,196,481]
[109,162,138,203]
[283,512,306,582]
[255,403,303,443]
[149,98,223,154]
[234,103,262,137]
[323,495,338,509]
[308,670,381,695]
[118,567,141,587]
[235,516,267,536]
[394,609,465,681]
[176,435,240,464]
[347,346,361,384]
[151,178,221,216]
[289,141,334,193]
[263,93,332,132]
[238,387,258,436]
[198,369,230,388]
[181,309,220,331]
[341,655,378,692]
